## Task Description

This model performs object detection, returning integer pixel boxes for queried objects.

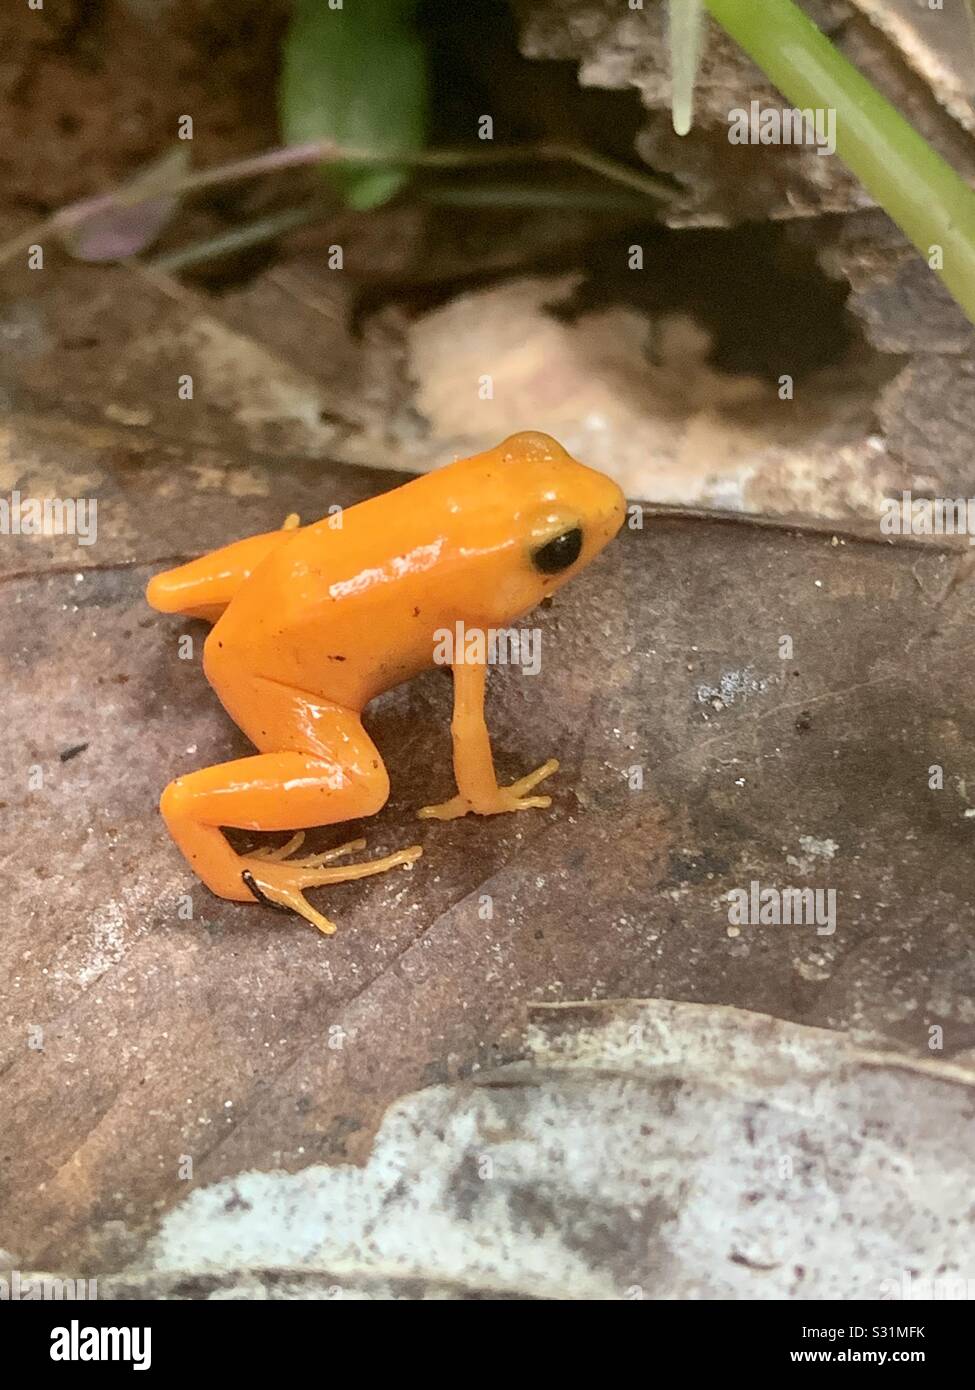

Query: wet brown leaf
[2,408,975,1270]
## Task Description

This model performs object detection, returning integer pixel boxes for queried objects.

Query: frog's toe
[419,758,559,820]
[248,830,368,867]
[240,841,422,935]
[418,793,470,821]
[506,758,559,799]
[504,793,552,812]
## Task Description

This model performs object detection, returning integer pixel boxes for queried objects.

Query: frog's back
[204,431,624,711]
[208,473,466,708]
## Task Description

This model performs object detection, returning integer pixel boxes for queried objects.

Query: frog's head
[443,431,626,626]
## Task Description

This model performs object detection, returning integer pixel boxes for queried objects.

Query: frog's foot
[241,837,422,935]
[418,758,559,822]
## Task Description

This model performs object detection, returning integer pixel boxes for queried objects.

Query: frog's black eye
[532,526,583,574]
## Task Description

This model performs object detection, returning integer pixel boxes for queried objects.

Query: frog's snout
[610,483,627,533]
[598,477,627,544]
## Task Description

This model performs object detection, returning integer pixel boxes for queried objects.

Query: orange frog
[147,431,625,935]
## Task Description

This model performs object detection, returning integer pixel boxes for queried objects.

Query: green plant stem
[704,0,975,324]
[0,141,674,271]
[146,205,325,274]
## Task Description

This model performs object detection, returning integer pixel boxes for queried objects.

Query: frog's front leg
[418,658,559,821]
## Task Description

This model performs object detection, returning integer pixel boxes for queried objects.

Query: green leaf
[668,0,706,136]
[279,0,428,211]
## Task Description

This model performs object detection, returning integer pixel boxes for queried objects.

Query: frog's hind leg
[146,515,300,624]
[160,685,421,935]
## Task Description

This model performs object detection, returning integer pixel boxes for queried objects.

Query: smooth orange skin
[146,432,626,931]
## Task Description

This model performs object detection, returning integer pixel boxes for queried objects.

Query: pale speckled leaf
[59,146,190,263]
[75,1002,975,1299]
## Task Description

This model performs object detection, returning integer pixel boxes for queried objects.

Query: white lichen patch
[696,666,771,710]
[787,835,839,875]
